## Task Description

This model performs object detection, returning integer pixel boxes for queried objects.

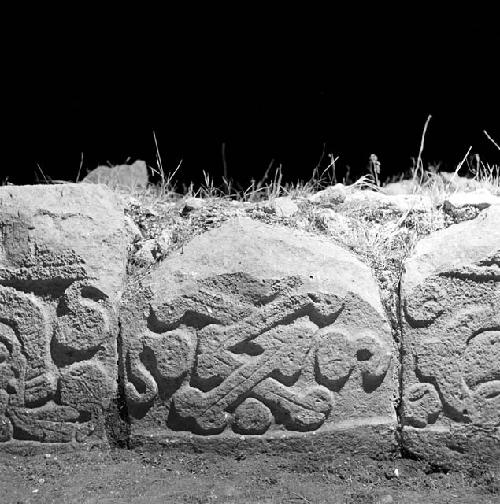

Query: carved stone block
[0,184,132,447]
[401,206,500,464]
[121,218,396,452]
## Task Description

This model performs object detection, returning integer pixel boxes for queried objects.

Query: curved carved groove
[125,347,158,405]
[50,338,104,368]
[147,306,221,333]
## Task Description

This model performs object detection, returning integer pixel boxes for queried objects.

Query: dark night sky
[4,15,499,187]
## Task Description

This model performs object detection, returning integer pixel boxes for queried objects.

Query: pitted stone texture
[121,217,396,446]
[0,184,132,446]
[401,205,500,463]
[233,398,272,435]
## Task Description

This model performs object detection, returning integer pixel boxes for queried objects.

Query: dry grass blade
[269,165,284,199]
[36,163,51,184]
[484,130,500,152]
[75,152,84,182]
[450,145,473,188]
[351,174,380,192]
[413,114,432,186]
[288,491,312,503]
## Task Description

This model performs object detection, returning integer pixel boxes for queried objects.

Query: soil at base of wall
[1,449,498,503]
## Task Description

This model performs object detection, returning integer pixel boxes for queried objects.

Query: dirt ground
[0,448,498,504]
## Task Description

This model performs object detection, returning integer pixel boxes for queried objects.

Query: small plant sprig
[149,131,183,197]
[368,154,381,187]
[484,129,500,152]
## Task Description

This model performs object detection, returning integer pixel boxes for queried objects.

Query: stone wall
[0,184,498,466]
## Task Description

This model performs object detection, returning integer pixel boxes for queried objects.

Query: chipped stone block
[0,184,132,447]
[181,197,204,214]
[121,217,397,454]
[401,206,500,465]
[444,189,500,210]
[308,184,347,205]
[83,160,149,190]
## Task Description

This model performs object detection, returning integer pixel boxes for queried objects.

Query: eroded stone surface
[0,184,132,446]
[401,206,500,463]
[121,217,396,446]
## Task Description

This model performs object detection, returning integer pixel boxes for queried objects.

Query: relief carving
[403,253,500,428]
[125,273,392,435]
[0,279,116,444]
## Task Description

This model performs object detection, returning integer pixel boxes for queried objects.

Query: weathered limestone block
[0,184,132,447]
[401,206,500,465]
[121,217,396,453]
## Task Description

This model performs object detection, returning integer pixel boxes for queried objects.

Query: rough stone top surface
[0,183,125,213]
[0,183,131,300]
[144,216,386,318]
[83,160,149,189]
[403,205,500,294]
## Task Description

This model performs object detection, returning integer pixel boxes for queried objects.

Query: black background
[4,12,499,187]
